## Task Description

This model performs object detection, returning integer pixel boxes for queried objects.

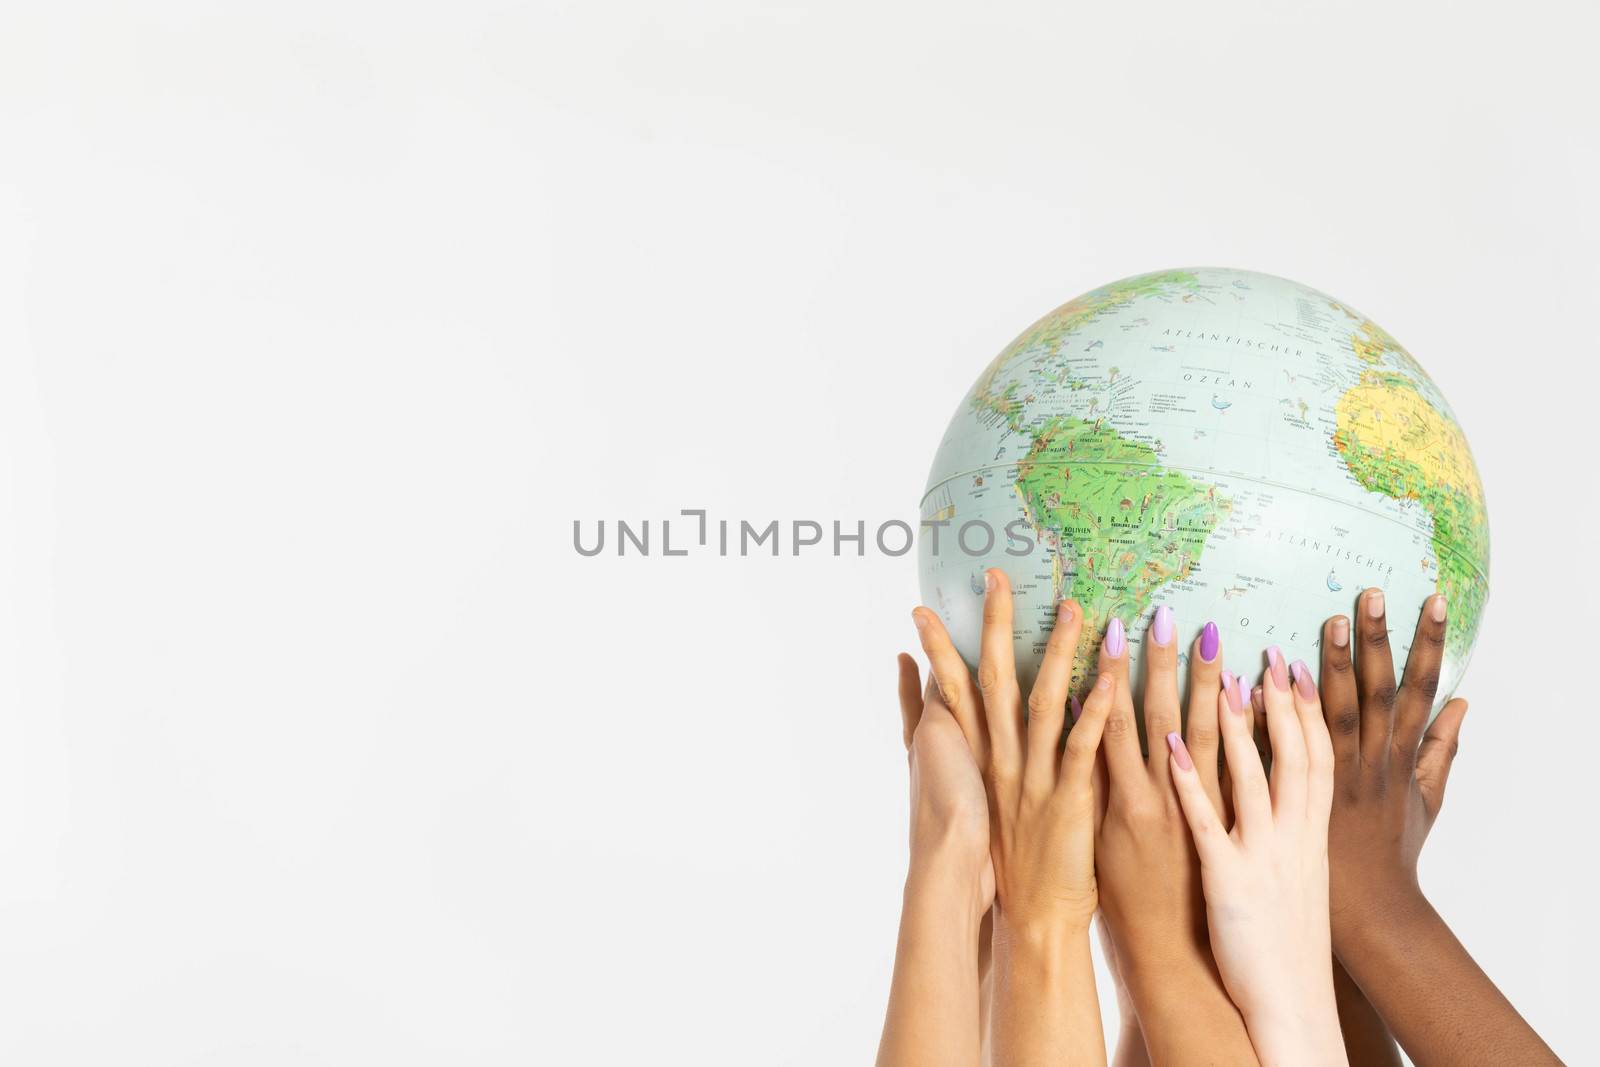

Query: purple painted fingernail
[1199,621,1219,662]
[1105,617,1126,657]
[1070,694,1083,721]
[1266,646,1288,691]
[1152,605,1175,647]
[1291,660,1316,699]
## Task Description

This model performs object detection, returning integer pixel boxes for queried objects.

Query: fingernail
[985,571,996,592]
[1058,600,1074,624]
[912,609,928,632]
[1105,617,1126,657]
[1251,685,1265,716]
[1221,670,1243,714]
[1237,676,1250,712]
[1331,616,1349,649]
[1070,694,1083,721]
[1199,621,1219,662]
[1291,660,1316,699]
[1152,605,1174,647]
[1366,588,1385,619]
[1266,646,1288,691]
[1430,595,1447,623]
[1167,732,1193,771]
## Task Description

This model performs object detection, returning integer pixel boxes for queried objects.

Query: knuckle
[977,662,1003,693]
[1369,682,1398,709]
[1103,713,1133,740]
[1187,722,1219,750]
[1026,690,1058,719]
[1420,626,1446,650]
[1330,706,1361,736]
[1325,652,1354,676]
[1065,729,1097,758]
[1410,670,1442,699]
[1363,625,1391,650]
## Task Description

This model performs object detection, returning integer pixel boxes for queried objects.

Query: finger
[1355,587,1398,766]
[1166,732,1231,865]
[1263,646,1307,820]
[1394,594,1448,763]
[1096,616,1144,790]
[1219,675,1270,839]
[1251,684,1272,768]
[1142,605,1182,783]
[1319,614,1359,769]
[1290,658,1334,816]
[1062,670,1116,790]
[978,570,1025,802]
[912,607,989,767]
[1023,600,1082,801]
[897,654,923,753]
[1186,621,1225,812]
[1416,698,1467,817]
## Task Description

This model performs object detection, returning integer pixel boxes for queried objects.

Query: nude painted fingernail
[1430,595,1447,623]
[1366,588,1385,618]
[1221,670,1244,714]
[1071,694,1083,721]
[1152,605,1174,647]
[912,609,929,632]
[1291,660,1316,699]
[1199,621,1219,662]
[1105,617,1126,657]
[1331,616,1349,649]
[1266,646,1288,691]
[1167,731,1193,771]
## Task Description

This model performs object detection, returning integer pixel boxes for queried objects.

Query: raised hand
[1093,608,1258,1065]
[1166,649,1346,1067]
[915,569,1115,1067]
[876,656,994,1067]
[1317,591,1560,1066]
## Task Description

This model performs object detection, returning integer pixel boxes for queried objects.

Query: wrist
[992,909,1092,974]
[904,850,987,927]
[1331,881,1433,953]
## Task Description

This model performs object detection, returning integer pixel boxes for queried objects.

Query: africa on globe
[918,267,1488,717]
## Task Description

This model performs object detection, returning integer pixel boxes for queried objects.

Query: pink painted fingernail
[1105,617,1126,657]
[1221,670,1244,714]
[1152,605,1174,647]
[1167,731,1193,771]
[1266,646,1288,691]
[1291,660,1316,699]
[1070,694,1083,721]
[1237,675,1251,711]
[1199,621,1219,662]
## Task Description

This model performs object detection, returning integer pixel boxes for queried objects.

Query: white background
[2,1,1596,1063]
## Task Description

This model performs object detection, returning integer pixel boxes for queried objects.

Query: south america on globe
[918,267,1488,719]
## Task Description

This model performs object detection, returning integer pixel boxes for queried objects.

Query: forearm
[1123,959,1258,1067]
[1334,894,1560,1067]
[1331,955,1400,1067]
[877,860,986,1067]
[990,918,1104,1067]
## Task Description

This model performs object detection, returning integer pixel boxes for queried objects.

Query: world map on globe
[918,267,1488,716]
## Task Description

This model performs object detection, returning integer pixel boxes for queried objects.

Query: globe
[918,267,1488,717]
